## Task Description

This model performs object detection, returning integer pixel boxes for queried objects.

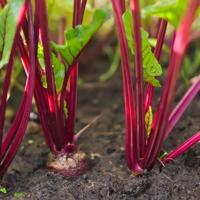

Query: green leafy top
[38,44,66,92]
[123,10,162,87]
[0,0,24,69]
[0,187,7,194]
[13,191,24,198]
[51,9,107,65]
[39,9,107,92]
[142,0,186,27]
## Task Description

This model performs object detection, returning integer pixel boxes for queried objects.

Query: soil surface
[1,58,200,200]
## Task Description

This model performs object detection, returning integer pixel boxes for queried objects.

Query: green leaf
[0,187,7,194]
[52,53,65,92]
[13,192,24,198]
[0,0,24,68]
[123,10,162,87]
[39,9,106,92]
[51,9,107,66]
[148,38,169,54]
[141,0,186,27]
[38,44,45,69]
[38,44,65,92]
[159,150,168,160]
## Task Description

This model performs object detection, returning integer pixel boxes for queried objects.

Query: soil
[1,58,200,200]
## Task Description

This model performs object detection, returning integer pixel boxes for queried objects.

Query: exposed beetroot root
[47,151,87,178]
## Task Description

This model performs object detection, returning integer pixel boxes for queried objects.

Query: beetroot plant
[0,0,35,178]
[15,0,106,176]
[111,0,200,174]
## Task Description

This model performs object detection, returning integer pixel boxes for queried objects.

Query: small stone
[81,174,88,180]
[28,140,34,144]
[120,147,125,151]
[90,153,101,160]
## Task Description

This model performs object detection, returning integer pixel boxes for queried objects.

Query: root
[47,151,87,178]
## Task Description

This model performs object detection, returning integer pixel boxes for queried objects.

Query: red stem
[31,5,58,153]
[142,0,200,169]
[36,0,65,150]
[145,20,168,113]
[79,0,87,23]
[73,0,81,27]
[165,78,200,139]
[162,131,200,165]
[0,1,35,177]
[0,0,6,7]
[66,64,78,143]
[111,0,142,173]
[120,0,126,13]
[0,1,28,153]
[130,0,146,158]
[19,2,62,153]
[18,38,57,154]
[65,0,87,144]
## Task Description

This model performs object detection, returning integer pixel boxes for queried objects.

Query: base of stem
[47,151,87,177]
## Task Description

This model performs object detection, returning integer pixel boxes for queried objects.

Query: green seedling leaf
[142,0,186,27]
[148,38,169,54]
[0,0,24,68]
[145,106,153,137]
[38,44,47,89]
[38,44,65,92]
[38,44,45,69]
[0,187,7,194]
[13,192,24,198]
[123,10,162,87]
[41,75,47,89]
[52,53,65,92]
[159,150,168,160]
[51,9,107,66]
[39,9,106,92]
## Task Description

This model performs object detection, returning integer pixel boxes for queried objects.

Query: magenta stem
[0,0,6,7]
[19,3,60,154]
[130,0,146,158]
[18,38,57,154]
[145,20,168,113]
[162,131,200,165]
[142,0,200,169]
[36,0,65,149]
[165,78,200,139]
[0,2,35,177]
[79,0,87,22]
[120,0,126,13]
[111,0,142,173]
[73,0,81,27]
[65,0,87,144]
[0,1,28,152]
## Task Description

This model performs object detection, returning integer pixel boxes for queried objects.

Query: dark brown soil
[1,59,200,200]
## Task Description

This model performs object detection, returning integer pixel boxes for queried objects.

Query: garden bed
[1,59,200,200]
